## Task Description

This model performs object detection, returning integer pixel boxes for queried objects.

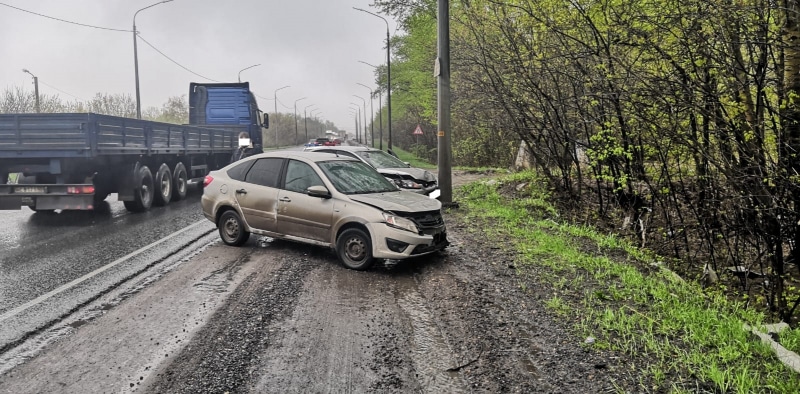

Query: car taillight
[67,185,95,194]
[203,175,214,188]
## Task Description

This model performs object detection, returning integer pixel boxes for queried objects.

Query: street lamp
[304,104,317,142]
[349,104,361,143]
[22,69,40,113]
[133,0,174,119]
[353,7,393,151]
[273,85,290,146]
[357,83,375,148]
[310,108,321,138]
[238,64,261,83]
[353,95,367,145]
[293,96,307,145]
[359,61,385,150]
[348,108,360,142]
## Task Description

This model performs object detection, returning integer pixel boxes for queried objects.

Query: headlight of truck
[383,212,419,234]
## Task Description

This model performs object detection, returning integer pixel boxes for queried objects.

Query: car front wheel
[218,210,250,246]
[336,228,375,270]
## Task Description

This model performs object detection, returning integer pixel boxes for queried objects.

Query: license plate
[15,186,46,193]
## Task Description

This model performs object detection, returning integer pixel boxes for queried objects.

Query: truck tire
[123,165,154,213]
[153,163,173,206]
[171,162,188,202]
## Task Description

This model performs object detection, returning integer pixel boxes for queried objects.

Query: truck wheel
[171,163,188,201]
[336,228,375,270]
[218,210,250,246]
[152,163,173,206]
[123,165,154,213]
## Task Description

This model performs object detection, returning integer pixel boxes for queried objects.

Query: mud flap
[117,162,142,201]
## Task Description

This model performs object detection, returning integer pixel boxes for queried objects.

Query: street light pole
[22,69,40,113]
[293,96,307,145]
[350,104,361,143]
[354,7,392,151]
[309,108,321,139]
[238,64,261,83]
[133,0,174,120]
[273,85,290,147]
[357,83,375,148]
[353,95,367,145]
[358,61,384,150]
[304,104,317,142]
[349,103,362,143]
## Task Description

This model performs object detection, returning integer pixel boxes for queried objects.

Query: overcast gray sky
[0,0,398,134]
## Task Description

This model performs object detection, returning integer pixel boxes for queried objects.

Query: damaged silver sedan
[201,151,448,270]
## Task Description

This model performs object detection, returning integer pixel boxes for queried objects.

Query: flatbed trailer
[0,113,241,212]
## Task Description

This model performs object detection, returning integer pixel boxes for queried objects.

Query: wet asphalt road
[0,190,216,362]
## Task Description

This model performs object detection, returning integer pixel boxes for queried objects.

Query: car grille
[399,210,445,231]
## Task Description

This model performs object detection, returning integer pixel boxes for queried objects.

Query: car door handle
[279,197,291,202]
[236,189,247,194]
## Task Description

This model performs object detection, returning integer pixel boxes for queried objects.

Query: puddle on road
[395,275,470,393]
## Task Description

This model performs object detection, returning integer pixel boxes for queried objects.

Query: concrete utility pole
[22,69,40,113]
[437,0,453,204]
[133,0,173,119]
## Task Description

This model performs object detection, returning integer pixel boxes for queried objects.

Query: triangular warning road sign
[413,125,423,135]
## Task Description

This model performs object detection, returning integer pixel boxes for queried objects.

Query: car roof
[245,150,360,163]
[307,145,376,153]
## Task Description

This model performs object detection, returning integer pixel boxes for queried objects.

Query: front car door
[276,159,334,242]
[235,157,283,232]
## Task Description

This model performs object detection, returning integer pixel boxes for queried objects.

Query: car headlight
[395,179,422,189]
[383,212,419,234]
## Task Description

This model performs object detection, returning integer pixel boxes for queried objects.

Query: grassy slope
[453,170,800,393]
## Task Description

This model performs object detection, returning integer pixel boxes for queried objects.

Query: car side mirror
[307,185,331,199]
[262,113,269,128]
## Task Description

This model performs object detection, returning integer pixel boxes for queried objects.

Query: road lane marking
[0,220,211,323]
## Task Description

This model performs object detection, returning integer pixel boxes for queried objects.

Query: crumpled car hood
[378,167,437,182]
[350,191,442,212]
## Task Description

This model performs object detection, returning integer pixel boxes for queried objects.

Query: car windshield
[354,150,410,169]
[318,160,399,194]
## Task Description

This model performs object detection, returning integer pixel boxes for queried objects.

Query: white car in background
[305,146,439,198]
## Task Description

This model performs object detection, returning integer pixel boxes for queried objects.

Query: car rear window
[226,160,255,181]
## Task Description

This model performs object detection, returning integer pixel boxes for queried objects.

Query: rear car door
[235,158,283,232]
[276,159,335,242]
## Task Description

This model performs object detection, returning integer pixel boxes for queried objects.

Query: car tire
[218,210,250,246]
[336,228,375,270]
[171,162,188,202]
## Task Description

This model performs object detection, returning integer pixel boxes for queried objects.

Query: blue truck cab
[189,82,268,155]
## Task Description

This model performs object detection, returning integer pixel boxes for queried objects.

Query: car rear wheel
[218,210,250,246]
[336,228,375,270]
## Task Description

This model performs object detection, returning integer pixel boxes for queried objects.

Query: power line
[136,34,221,83]
[38,80,87,102]
[0,2,130,32]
